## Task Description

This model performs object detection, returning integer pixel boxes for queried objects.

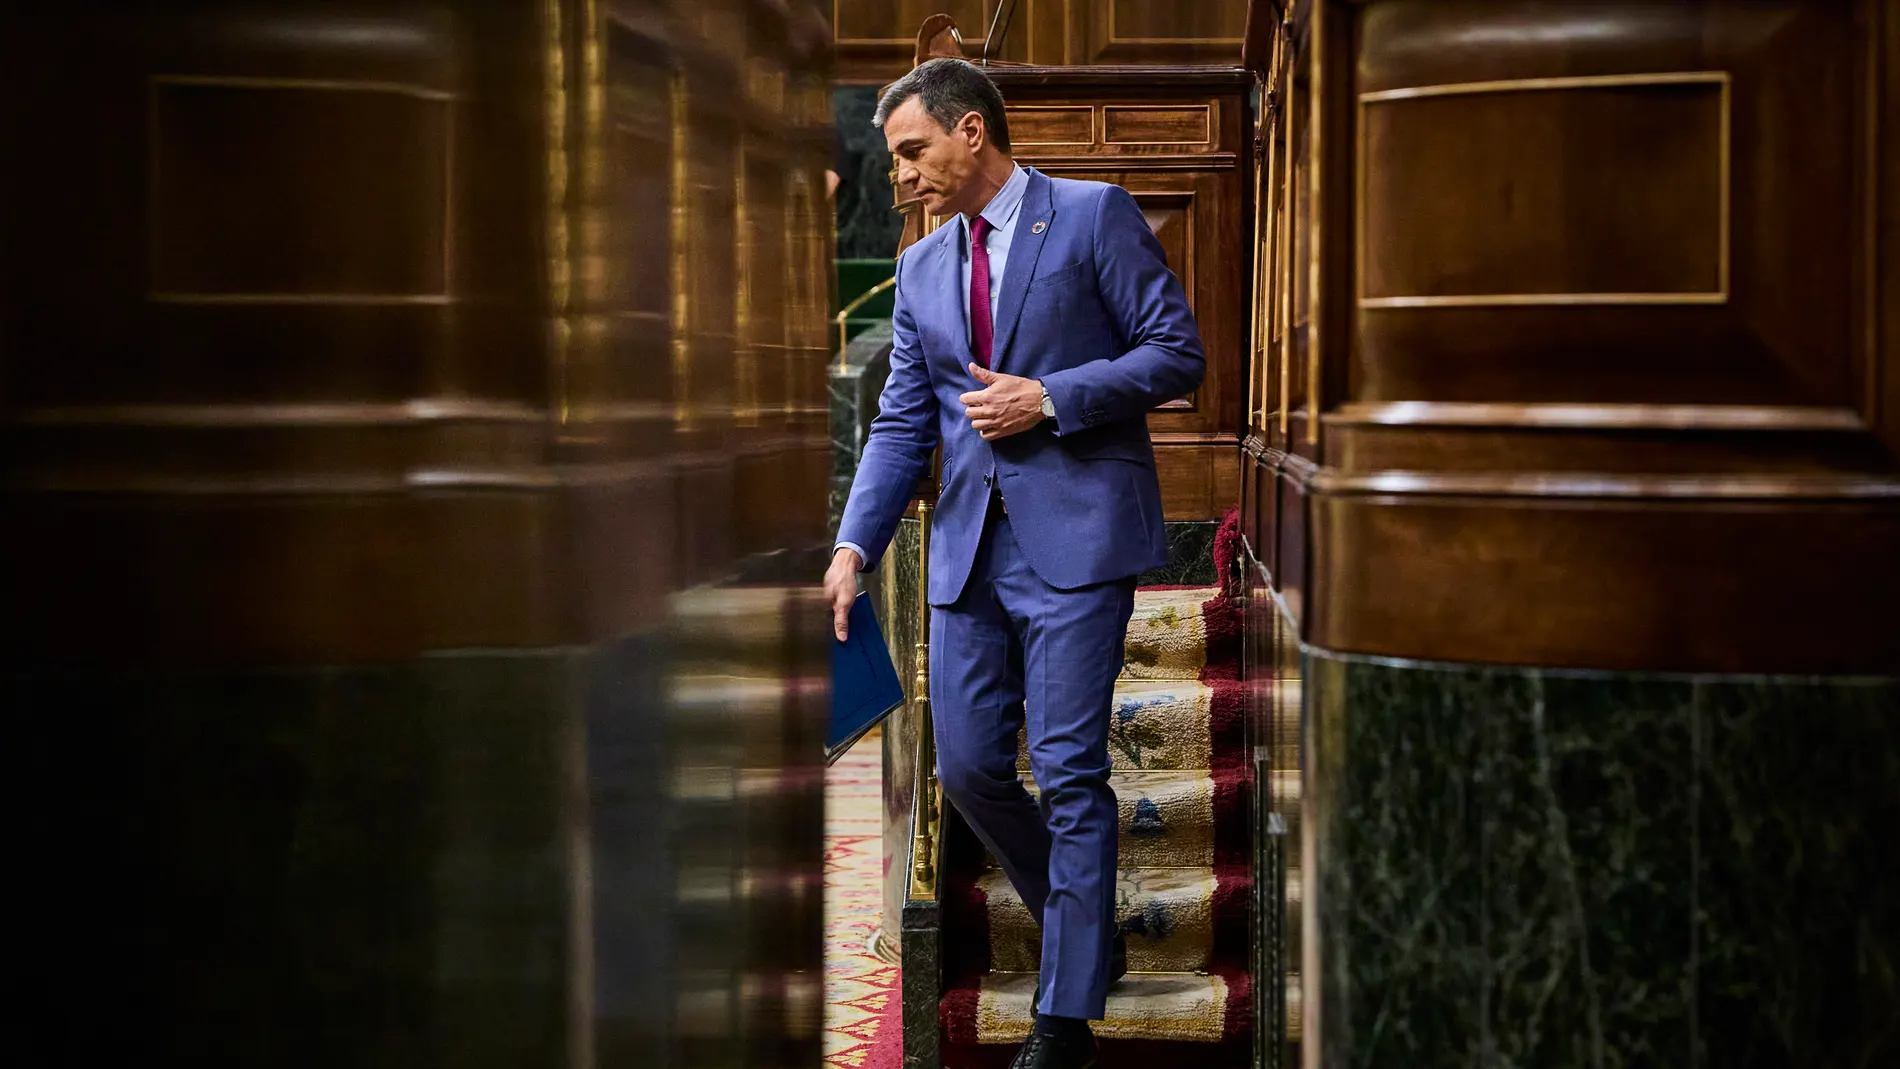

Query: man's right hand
[825,547,863,641]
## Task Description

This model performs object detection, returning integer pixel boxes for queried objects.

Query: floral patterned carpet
[825,730,904,1069]
[937,575,1255,1068]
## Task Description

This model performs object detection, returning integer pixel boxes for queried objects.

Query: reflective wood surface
[3,3,835,1066]
[830,0,1255,82]
[1241,0,1900,674]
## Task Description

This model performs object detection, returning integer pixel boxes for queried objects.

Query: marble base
[1307,653,1900,1069]
[1142,521,1220,586]
[903,897,944,1069]
[828,324,894,536]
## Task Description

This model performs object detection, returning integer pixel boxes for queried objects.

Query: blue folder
[828,591,906,764]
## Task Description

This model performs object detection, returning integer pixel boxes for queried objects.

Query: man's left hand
[960,364,1046,441]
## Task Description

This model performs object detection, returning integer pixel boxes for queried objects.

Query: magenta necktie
[969,215,994,369]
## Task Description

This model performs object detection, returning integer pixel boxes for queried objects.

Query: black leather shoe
[1032,933,1127,1014]
[1009,1028,1098,1069]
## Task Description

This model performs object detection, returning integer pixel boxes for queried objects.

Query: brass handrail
[908,494,940,898]
[833,275,898,367]
[1278,26,1295,439]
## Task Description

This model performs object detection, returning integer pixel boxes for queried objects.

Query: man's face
[885,96,984,218]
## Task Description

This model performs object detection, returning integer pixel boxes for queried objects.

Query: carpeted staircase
[938,551,1258,1068]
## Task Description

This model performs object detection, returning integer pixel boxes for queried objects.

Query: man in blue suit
[826,58,1205,1069]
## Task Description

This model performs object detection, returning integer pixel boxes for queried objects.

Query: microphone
[981,0,1024,65]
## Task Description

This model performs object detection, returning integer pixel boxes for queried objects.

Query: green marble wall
[1306,653,1900,1069]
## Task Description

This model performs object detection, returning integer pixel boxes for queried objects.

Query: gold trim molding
[1104,2,1244,46]
[1009,104,1096,147]
[1101,103,1215,146]
[1356,71,1732,310]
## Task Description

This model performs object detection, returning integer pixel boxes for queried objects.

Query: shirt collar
[964,163,1028,240]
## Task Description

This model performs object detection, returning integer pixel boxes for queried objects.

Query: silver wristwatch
[1039,385,1055,420]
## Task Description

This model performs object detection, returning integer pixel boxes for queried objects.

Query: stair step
[941,568,1262,1059]
[1007,770,1298,871]
[1004,770,1223,868]
[1016,678,1240,772]
[953,971,1238,1044]
[979,866,1246,973]
[1122,588,1220,680]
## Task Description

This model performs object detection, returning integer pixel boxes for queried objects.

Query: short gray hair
[873,58,1012,154]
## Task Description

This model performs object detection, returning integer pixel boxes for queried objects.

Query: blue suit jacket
[837,167,1206,606]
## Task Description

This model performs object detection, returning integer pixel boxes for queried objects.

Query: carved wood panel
[831,1,1256,82]
[1353,4,1864,412]
[3,0,835,655]
[1127,184,1209,422]
[1071,0,1251,66]
[150,79,452,300]
[1239,0,1900,675]
[1361,77,1728,303]
[4,12,837,1069]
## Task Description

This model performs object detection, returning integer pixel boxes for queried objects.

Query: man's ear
[960,111,985,149]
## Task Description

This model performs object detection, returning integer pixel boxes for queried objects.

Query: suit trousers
[930,501,1136,1020]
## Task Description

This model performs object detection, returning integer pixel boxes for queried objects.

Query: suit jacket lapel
[934,227,965,369]
[990,169,1053,376]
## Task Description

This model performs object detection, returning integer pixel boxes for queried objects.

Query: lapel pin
[1031,221,1046,234]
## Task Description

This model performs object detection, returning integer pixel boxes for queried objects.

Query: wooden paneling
[4,13,836,1068]
[1361,77,1728,303]
[2,1,835,661]
[150,79,452,299]
[1878,0,1899,456]
[1134,191,1196,346]
[1012,105,1095,147]
[1106,0,1248,41]
[1103,104,1213,146]
[1309,479,1900,674]
[1073,0,1251,67]
[1240,0,1900,674]
[831,1,1254,82]
[1155,441,1242,520]
[1355,4,1864,411]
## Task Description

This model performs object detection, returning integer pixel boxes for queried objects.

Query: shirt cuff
[834,541,869,571]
